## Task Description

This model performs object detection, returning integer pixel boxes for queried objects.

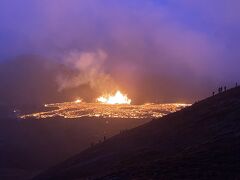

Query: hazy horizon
[1,0,240,105]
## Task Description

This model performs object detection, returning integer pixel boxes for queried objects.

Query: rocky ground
[34,86,240,179]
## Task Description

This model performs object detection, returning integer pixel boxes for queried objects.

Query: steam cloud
[57,50,117,93]
[1,1,240,102]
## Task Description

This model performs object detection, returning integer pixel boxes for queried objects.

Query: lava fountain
[19,90,191,119]
[75,99,82,103]
[97,91,131,105]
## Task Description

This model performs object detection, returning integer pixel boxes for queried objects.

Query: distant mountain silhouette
[33,87,240,180]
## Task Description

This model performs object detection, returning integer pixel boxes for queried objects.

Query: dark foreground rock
[33,87,240,180]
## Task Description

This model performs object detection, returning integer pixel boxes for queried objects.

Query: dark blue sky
[0,0,240,103]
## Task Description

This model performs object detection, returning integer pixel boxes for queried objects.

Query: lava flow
[19,90,190,120]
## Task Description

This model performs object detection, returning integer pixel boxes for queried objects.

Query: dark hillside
[34,87,240,179]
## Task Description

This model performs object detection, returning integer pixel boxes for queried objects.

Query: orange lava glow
[97,91,131,105]
[20,102,191,119]
[75,99,82,103]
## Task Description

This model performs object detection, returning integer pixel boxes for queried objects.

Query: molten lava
[75,99,82,103]
[97,91,131,105]
[19,91,191,119]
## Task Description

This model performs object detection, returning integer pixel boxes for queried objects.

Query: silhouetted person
[212,91,215,96]
[220,87,223,93]
[236,82,238,88]
[224,86,227,92]
[218,87,223,93]
[103,136,106,141]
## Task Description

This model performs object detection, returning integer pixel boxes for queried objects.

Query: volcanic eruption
[97,91,131,105]
[19,92,190,119]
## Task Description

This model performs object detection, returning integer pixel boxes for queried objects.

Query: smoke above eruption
[57,50,117,93]
[0,0,240,103]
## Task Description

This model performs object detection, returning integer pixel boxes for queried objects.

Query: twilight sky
[0,0,240,104]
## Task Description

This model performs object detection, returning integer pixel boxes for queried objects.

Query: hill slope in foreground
[34,87,240,179]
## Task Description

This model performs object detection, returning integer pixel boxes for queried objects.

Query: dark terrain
[34,86,240,179]
[0,108,148,180]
